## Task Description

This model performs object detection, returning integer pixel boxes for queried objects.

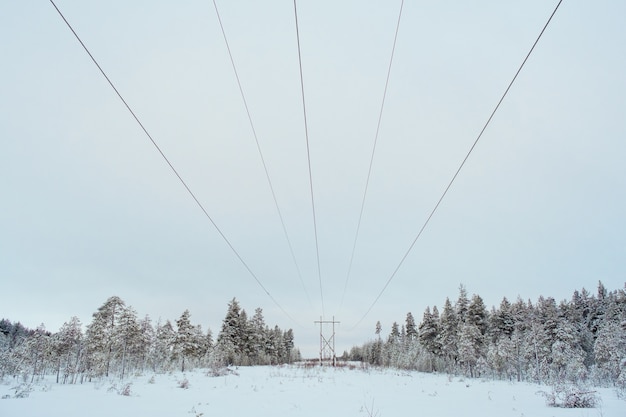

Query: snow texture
[1,365,623,417]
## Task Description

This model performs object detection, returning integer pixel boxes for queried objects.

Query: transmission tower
[314,316,339,366]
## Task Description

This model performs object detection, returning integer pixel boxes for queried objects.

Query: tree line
[0,296,299,383]
[347,282,626,389]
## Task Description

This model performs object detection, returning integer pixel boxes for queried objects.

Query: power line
[48,0,301,328]
[338,0,405,316]
[351,0,564,329]
[293,0,325,317]
[211,0,312,309]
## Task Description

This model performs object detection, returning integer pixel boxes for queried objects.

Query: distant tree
[458,323,482,377]
[135,315,154,372]
[217,298,243,365]
[269,325,285,364]
[174,310,200,372]
[383,322,402,367]
[489,297,515,342]
[205,328,214,351]
[486,333,517,380]
[249,308,268,364]
[345,283,625,386]
[53,316,82,384]
[85,296,126,378]
[25,324,50,383]
[597,280,607,301]
[1,320,31,350]
[116,306,141,379]
[437,298,458,370]
[455,284,469,324]
[151,319,175,372]
[550,319,586,382]
[388,322,400,344]
[418,308,439,354]
[593,320,626,382]
[238,309,253,364]
[282,329,295,363]
[405,311,417,341]
[467,294,488,335]
[418,307,440,372]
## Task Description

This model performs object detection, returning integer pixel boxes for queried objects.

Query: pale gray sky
[2,0,625,358]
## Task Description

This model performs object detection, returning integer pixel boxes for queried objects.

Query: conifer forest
[0,297,298,384]
[347,282,626,392]
[1,282,625,397]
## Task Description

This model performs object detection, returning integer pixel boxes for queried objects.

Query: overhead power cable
[211,0,312,309]
[293,0,325,317]
[351,0,564,329]
[49,0,301,327]
[338,0,405,316]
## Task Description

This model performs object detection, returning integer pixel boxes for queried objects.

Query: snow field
[1,365,623,417]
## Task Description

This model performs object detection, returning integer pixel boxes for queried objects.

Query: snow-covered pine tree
[458,322,482,377]
[384,322,402,367]
[486,332,517,380]
[238,309,254,365]
[151,319,175,372]
[467,294,488,336]
[249,308,268,364]
[407,311,419,343]
[282,329,295,364]
[593,320,626,384]
[370,321,383,366]
[437,298,458,371]
[550,319,586,383]
[85,296,126,378]
[389,322,400,342]
[25,324,50,383]
[418,307,441,352]
[456,284,469,324]
[53,316,82,384]
[489,297,515,342]
[174,310,200,372]
[217,298,242,365]
[418,307,440,371]
[135,315,154,373]
[116,306,142,379]
[269,325,285,364]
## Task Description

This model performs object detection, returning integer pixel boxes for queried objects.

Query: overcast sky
[2,0,625,358]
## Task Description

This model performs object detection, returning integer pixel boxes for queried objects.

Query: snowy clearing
[1,365,623,417]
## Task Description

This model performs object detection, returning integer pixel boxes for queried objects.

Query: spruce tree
[438,298,458,369]
[151,319,175,372]
[458,323,482,377]
[418,307,440,356]
[174,310,199,372]
[406,311,417,341]
[217,298,244,365]
[456,284,469,324]
[418,307,440,372]
[467,294,488,335]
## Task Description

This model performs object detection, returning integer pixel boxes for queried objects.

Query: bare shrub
[11,383,32,399]
[538,383,599,408]
[205,366,239,378]
[361,397,379,417]
[178,377,190,389]
[119,383,132,396]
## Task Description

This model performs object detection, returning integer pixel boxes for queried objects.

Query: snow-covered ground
[1,365,623,417]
